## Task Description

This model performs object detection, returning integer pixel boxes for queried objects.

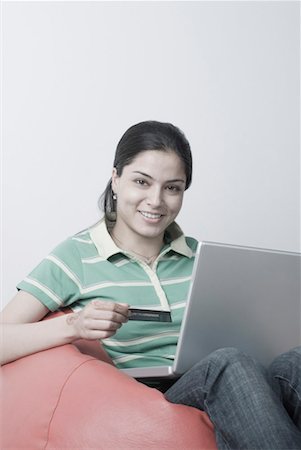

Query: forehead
[124,150,186,175]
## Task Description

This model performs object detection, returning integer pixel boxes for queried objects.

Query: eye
[135,179,148,186]
[166,184,181,192]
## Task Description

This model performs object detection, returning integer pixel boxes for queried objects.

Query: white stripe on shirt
[103,331,180,347]
[23,277,63,306]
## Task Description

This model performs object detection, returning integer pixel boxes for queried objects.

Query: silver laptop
[122,241,301,379]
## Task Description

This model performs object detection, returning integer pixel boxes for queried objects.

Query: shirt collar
[89,216,193,260]
[89,218,121,259]
[164,222,193,258]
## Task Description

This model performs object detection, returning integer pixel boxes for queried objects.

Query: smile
[139,211,163,219]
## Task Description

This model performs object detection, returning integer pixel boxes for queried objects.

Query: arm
[0,291,129,365]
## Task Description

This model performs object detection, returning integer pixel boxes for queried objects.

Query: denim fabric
[269,346,301,432]
[165,347,301,449]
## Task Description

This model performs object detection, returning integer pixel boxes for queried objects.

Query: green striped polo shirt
[17,218,198,369]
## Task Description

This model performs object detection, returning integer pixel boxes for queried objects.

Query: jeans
[269,347,301,433]
[165,347,301,449]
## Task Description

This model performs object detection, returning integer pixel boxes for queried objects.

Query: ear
[111,167,119,194]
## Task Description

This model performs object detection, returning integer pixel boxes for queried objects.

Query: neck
[110,228,164,264]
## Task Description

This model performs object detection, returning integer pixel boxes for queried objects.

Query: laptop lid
[173,241,301,374]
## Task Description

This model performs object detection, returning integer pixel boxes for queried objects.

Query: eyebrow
[132,171,186,184]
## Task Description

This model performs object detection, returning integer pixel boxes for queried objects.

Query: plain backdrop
[2,1,300,306]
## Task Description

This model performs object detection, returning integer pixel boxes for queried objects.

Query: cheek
[117,186,143,207]
[168,195,184,214]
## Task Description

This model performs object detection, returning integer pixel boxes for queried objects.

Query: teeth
[140,211,162,219]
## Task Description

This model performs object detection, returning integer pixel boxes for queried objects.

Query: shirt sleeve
[17,237,83,311]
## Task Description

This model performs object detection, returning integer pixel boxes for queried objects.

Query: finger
[91,300,129,317]
[85,309,129,323]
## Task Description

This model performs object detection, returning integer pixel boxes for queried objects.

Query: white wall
[2,1,300,306]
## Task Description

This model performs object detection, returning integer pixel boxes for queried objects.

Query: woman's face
[111,150,186,244]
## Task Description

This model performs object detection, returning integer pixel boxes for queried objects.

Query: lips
[139,211,163,220]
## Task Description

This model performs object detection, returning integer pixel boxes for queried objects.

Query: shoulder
[50,228,97,263]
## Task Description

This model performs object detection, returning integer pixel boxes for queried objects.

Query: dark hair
[99,120,192,217]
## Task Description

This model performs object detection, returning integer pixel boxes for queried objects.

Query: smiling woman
[1,121,301,449]
[98,120,193,267]
[111,150,186,260]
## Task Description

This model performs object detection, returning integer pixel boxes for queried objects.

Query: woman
[1,121,300,449]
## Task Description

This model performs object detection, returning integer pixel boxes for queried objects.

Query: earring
[112,193,117,200]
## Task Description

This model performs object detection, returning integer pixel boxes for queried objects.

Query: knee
[195,347,262,376]
[207,347,256,368]
[189,347,265,392]
[269,347,301,382]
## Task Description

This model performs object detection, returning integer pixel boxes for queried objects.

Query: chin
[136,230,162,240]
[135,224,168,240]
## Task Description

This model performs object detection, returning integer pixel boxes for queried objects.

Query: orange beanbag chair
[1,326,217,449]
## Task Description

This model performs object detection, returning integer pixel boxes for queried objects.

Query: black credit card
[128,308,172,322]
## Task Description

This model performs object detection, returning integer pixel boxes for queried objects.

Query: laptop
[122,241,301,379]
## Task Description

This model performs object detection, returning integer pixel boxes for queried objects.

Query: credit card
[128,308,172,322]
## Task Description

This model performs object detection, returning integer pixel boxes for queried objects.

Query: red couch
[2,328,217,449]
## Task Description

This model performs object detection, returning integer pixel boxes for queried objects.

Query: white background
[2,1,300,306]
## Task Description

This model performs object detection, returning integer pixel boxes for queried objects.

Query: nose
[146,186,163,208]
